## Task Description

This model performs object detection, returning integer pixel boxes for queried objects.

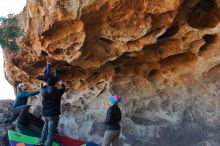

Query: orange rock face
[4,0,220,145]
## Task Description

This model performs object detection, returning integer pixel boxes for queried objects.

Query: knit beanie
[109,95,122,105]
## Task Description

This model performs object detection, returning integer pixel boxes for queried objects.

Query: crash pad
[7,130,60,146]
[54,134,85,146]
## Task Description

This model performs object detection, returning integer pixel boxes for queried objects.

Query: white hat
[18,83,25,88]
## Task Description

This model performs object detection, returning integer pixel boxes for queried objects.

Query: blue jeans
[39,116,59,146]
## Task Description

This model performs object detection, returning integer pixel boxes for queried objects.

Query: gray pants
[102,130,120,146]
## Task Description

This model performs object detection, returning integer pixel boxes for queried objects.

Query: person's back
[105,105,121,130]
[41,85,65,117]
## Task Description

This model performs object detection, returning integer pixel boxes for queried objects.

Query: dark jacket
[12,90,40,109]
[104,105,121,130]
[40,84,65,117]
[43,64,58,83]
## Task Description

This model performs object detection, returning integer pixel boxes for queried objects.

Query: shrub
[0,14,23,52]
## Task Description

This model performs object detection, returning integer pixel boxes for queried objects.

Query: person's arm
[43,64,51,81]
[119,109,122,121]
[40,88,47,97]
[17,90,40,99]
[57,80,66,95]
[57,84,65,96]
[54,69,58,81]
[104,108,113,124]
[25,90,40,97]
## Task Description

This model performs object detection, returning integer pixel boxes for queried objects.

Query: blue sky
[0,0,26,99]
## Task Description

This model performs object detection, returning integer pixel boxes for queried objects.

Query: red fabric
[54,134,85,146]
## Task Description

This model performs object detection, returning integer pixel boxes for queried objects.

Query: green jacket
[12,90,40,109]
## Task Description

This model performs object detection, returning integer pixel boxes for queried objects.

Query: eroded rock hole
[53,48,65,55]
[187,0,220,29]
[158,24,179,40]
[196,0,215,12]
[32,60,47,68]
[148,69,159,78]
[203,34,215,43]
[41,50,48,56]
[99,37,113,44]
[199,34,216,53]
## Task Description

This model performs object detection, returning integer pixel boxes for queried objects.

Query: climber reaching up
[10,83,40,126]
[37,61,59,87]
[43,63,58,84]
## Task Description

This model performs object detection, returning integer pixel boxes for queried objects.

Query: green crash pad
[8,130,60,146]
[16,124,42,137]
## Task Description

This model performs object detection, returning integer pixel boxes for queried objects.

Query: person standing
[36,78,65,146]
[10,83,40,126]
[102,95,122,146]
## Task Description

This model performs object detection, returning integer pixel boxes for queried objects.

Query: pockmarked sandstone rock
[0,100,13,146]
[3,0,220,145]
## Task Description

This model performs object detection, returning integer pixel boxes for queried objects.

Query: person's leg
[102,131,116,146]
[38,117,49,144]
[45,116,59,146]
[112,131,120,146]
[17,105,31,125]
[10,107,21,123]
[10,105,30,123]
